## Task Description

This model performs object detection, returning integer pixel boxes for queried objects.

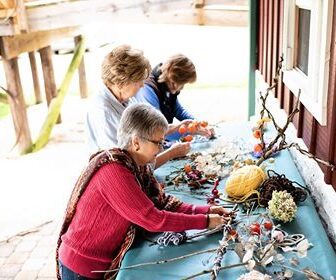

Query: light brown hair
[101,45,151,87]
[159,54,197,85]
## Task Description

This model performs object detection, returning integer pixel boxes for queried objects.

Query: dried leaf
[281,246,294,252]
[243,249,254,263]
[296,239,312,258]
[289,257,299,267]
[261,255,273,266]
[275,253,285,263]
[246,260,256,271]
[284,269,293,278]
[235,243,245,259]
[302,268,324,280]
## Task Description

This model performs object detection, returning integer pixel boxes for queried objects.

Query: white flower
[238,270,272,280]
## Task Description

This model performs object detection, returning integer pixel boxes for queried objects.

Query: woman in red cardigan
[57,103,231,280]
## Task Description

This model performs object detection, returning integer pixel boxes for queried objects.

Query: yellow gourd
[225,165,266,202]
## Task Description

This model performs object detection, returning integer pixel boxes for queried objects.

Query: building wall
[257,0,336,189]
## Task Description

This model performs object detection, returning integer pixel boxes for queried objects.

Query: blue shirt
[135,85,194,121]
[136,85,194,141]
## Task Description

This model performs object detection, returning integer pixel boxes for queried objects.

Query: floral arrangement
[165,137,252,189]
[268,190,297,223]
[165,163,216,189]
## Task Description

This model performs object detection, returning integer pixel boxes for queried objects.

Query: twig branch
[285,143,336,171]
[255,58,336,171]
[92,247,218,273]
[210,204,238,279]
[182,262,248,280]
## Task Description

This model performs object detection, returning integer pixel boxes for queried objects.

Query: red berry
[249,223,261,235]
[212,189,219,195]
[264,221,273,230]
[229,229,237,236]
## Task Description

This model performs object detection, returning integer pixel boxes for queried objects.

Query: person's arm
[176,202,210,215]
[97,163,208,232]
[174,98,194,121]
[86,108,119,152]
[136,85,161,110]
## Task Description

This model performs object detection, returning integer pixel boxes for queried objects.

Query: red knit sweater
[59,163,210,278]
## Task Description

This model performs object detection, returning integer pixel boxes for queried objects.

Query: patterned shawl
[56,148,182,279]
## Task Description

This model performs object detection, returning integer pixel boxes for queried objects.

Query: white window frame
[282,0,334,125]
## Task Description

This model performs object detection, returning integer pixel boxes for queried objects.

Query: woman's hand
[168,142,191,159]
[207,214,227,229]
[196,127,215,138]
[209,206,235,217]
[166,119,193,135]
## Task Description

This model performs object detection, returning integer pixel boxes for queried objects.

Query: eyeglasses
[141,137,165,149]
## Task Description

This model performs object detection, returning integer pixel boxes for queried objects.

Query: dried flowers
[268,190,297,223]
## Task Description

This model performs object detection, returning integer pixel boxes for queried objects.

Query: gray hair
[118,103,168,149]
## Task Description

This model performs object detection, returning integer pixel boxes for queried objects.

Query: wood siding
[257,0,336,189]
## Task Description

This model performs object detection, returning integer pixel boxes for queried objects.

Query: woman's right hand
[207,214,228,229]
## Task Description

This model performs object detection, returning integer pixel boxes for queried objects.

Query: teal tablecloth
[117,122,336,279]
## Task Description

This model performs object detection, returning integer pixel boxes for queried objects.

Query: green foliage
[0,103,9,119]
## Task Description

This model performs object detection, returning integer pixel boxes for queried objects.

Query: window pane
[297,8,310,75]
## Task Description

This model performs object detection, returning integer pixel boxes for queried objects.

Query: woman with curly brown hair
[135,54,214,140]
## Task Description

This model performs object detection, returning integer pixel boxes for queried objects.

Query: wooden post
[30,37,86,153]
[12,0,28,34]
[39,45,61,123]
[193,0,205,25]
[74,35,88,98]
[28,51,42,104]
[2,57,32,154]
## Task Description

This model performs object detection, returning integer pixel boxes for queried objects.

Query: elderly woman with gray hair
[56,103,231,280]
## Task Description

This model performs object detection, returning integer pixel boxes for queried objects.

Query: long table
[116,122,336,279]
